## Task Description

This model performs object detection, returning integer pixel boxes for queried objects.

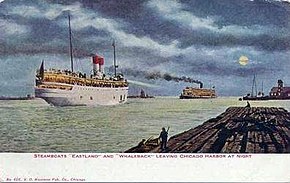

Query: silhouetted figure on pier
[159,127,169,151]
[246,101,251,108]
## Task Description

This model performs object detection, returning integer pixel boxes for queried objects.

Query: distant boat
[242,74,269,100]
[0,94,34,100]
[180,82,216,99]
[128,89,154,99]
[241,76,290,100]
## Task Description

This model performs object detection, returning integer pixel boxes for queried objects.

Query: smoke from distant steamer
[144,72,203,87]
[114,68,203,88]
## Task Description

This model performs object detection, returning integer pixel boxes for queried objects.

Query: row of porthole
[79,95,126,101]
[79,96,93,100]
[78,87,115,91]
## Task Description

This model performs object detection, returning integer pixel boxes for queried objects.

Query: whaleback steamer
[180,82,216,99]
[35,14,128,106]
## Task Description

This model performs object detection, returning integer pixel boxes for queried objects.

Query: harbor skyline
[0,0,290,96]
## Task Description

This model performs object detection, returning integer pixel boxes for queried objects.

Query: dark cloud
[188,62,277,77]
[178,32,290,51]
[0,0,290,96]
[1,0,289,55]
[182,0,290,27]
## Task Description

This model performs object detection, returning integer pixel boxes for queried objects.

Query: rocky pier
[125,107,290,153]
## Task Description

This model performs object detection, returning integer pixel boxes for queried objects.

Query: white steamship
[34,14,128,106]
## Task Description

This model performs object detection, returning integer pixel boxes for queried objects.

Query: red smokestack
[93,55,99,64]
[92,55,99,74]
[98,57,104,72]
[92,55,105,74]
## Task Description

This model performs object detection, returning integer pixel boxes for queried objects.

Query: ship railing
[44,71,127,81]
[42,74,128,88]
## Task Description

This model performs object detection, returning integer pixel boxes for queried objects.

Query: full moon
[239,56,249,66]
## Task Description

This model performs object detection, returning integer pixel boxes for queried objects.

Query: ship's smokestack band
[92,55,105,75]
[98,57,104,73]
[92,55,99,75]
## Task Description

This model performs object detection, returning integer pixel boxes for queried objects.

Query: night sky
[0,0,290,96]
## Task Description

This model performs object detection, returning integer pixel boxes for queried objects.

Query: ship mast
[251,74,257,97]
[112,40,117,77]
[262,81,264,94]
[68,13,74,72]
[255,75,257,96]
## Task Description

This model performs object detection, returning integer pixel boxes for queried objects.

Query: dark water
[1,97,290,152]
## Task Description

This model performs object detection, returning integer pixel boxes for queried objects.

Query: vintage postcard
[0,0,290,182]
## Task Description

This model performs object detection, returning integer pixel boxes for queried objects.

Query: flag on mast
[39,60,44,79]
[112,40,115,47]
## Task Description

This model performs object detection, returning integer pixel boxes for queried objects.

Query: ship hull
[35,84,128,106]
[242,96,290,101]
[179,87,216,99]
[180,95,216,99]
[242,96,269,101]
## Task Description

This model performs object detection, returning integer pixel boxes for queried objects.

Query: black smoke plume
[113,68,203,88]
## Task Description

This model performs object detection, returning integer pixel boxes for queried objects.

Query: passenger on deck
[159,127,169,151]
